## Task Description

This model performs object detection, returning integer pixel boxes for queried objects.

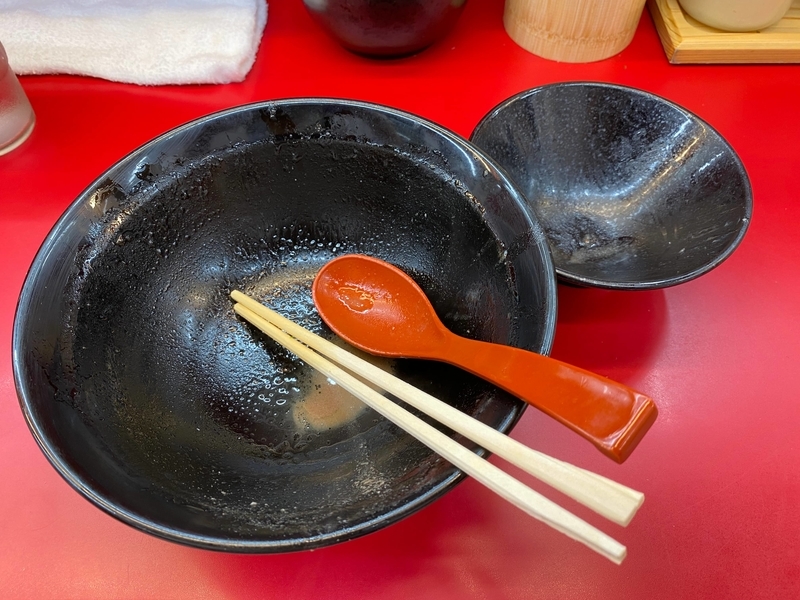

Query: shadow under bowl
[13,99,556,552]
[471,82,753,290]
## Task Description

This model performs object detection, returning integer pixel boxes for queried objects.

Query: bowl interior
[14,100,556,551]
[471,83,752,289]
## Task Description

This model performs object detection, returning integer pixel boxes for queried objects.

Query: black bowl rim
[12,97,558,552]
[470,81,754,290]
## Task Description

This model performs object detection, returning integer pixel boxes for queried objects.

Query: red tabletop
[2,2,799,598]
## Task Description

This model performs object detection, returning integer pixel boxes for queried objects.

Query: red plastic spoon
[312,254,657,463]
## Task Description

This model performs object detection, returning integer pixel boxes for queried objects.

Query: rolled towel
[0,0,268,85]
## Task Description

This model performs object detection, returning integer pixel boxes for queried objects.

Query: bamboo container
[503,0,648,62]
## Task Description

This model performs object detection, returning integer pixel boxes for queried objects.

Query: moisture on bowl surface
[14,99,557,551]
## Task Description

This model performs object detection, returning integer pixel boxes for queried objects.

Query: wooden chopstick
[231,297,629,564]
[231,290,644,526]
[232,302,627,563]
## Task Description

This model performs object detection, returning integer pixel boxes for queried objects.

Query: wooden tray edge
[647,0,800,64]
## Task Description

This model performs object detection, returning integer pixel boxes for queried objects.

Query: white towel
[0,0,268,85]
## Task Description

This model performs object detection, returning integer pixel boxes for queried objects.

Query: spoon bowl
[313,254,658,463]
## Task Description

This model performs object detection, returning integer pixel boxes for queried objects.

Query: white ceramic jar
[678,0,792,32]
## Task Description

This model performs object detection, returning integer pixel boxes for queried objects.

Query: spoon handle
[441,335,657,463]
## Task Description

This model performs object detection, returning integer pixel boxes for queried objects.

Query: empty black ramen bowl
[471,82,753,289]
[13,98,557,552]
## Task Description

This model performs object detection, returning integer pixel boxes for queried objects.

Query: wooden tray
[648,0,800,63]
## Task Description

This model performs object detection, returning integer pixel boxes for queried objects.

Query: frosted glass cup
[0,41,35,156]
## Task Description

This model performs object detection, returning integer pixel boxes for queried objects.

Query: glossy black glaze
[303,0,467,57]
[471,82,753,290]
[13,99,556,552]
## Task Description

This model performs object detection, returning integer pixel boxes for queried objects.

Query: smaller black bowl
[471,82,753,290]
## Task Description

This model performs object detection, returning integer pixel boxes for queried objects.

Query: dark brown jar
[303,0,467,57]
